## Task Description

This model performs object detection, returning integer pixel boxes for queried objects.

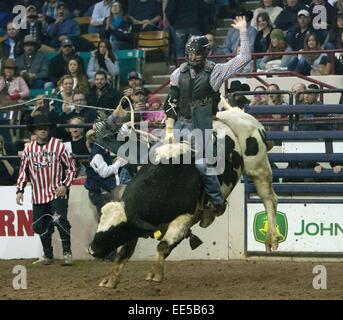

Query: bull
[88,108,280,288]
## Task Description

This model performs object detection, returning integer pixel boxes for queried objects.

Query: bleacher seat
[115,49,145,84]
[136,31,169,63]
[47,51,58,61]
[29,88,52,98]
[81,33,101,48]
[74,16,91,34]
[78,51,91,70]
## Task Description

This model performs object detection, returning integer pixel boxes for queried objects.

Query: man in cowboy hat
[15,34,51,89]
[227,80,251,109]
[16,114,76,265]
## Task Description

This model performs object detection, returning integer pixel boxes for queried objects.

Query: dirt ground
[0,259,342,300]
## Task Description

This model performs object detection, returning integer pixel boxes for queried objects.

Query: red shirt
[16,137,76,204]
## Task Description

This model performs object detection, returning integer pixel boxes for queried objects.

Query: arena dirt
[0,259,342,300]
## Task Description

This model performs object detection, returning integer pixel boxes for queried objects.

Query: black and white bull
[88,108,279,288]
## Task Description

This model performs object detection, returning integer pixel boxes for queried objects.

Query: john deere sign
[253,211,288,244]
[247,203,343,253]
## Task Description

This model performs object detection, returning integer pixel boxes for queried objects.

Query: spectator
[0,22,23,60]
[103,1,134,51]
[87,70,121,111]
[129,85,147,120]
[17,5,51,50]
[288,32,331,76]
[0,58,29,102]
[323,11,343,49]
[291,82,306,103]
[222,10,257,54]
[250,85,268,106]
[66,0,96,17]
[122,70,151,108]
[64,116,90,177]
[47,2,92,50]
[127,0,162,32]
[198,0,216,35]
[226,80,251,109]
[251,0,283,29]
[274,0,308,31]
[123,70,150,96]
[286,9,325,52]
[334,30,343,74]
[49,75,74,140]
[48,38,84,85]
[0,58,29,146]
[259,28,292,71]
[165,0,201,58]
[266,83,287,131]
[142,95,164,131]
[87,39,119,84]
[205,33,227,56]
[66,92,98,123]
[254,12,273,54]
[53,74,74,116]
[89,0,113,34]
[267,83,287,105]
[15,35,51,89]
[41,0,62,23]
[309,0,337,30]
[303,84,321,105]
[67,58,89,94]
[0,135,18,185]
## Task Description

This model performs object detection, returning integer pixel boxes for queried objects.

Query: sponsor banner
[0,187,42,259]
[247,203,343,253]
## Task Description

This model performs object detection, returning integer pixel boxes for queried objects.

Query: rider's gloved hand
[119,123,131,136]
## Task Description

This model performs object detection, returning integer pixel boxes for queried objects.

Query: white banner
[247,203,343,253]
[0,187,43,259]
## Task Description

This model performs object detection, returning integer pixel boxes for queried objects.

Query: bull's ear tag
[153,230,162,240]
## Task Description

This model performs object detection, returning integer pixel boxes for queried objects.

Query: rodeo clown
[163,16,251,227]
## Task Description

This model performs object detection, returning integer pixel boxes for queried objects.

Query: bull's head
[89,201,133,259]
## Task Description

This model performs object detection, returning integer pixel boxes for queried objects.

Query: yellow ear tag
[154,230,162,240]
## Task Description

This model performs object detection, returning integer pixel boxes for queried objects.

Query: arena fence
[244,104,343,256]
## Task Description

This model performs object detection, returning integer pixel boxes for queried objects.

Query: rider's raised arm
[210,17,251,92]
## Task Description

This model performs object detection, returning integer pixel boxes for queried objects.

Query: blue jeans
[174,117,224,205]
[174,28,199,58]
[288,56,311,75]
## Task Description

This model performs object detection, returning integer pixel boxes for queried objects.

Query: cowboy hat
[27,115,54,132]
[23,35,41,50]
[2,58,17,69]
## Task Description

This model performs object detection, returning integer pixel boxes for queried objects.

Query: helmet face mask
[185,36,209,68]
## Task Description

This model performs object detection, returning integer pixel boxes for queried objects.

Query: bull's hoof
[265,233,280,253]
[146,267,164,283]
[99,274,120,289]
[199,210,216,228]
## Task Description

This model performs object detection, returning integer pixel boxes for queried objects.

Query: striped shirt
[16,137,76,204]
[170,30,251,92]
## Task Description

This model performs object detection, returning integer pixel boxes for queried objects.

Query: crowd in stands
[0,0,342,186]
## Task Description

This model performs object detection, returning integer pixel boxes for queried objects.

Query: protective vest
[178,60,220,119]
